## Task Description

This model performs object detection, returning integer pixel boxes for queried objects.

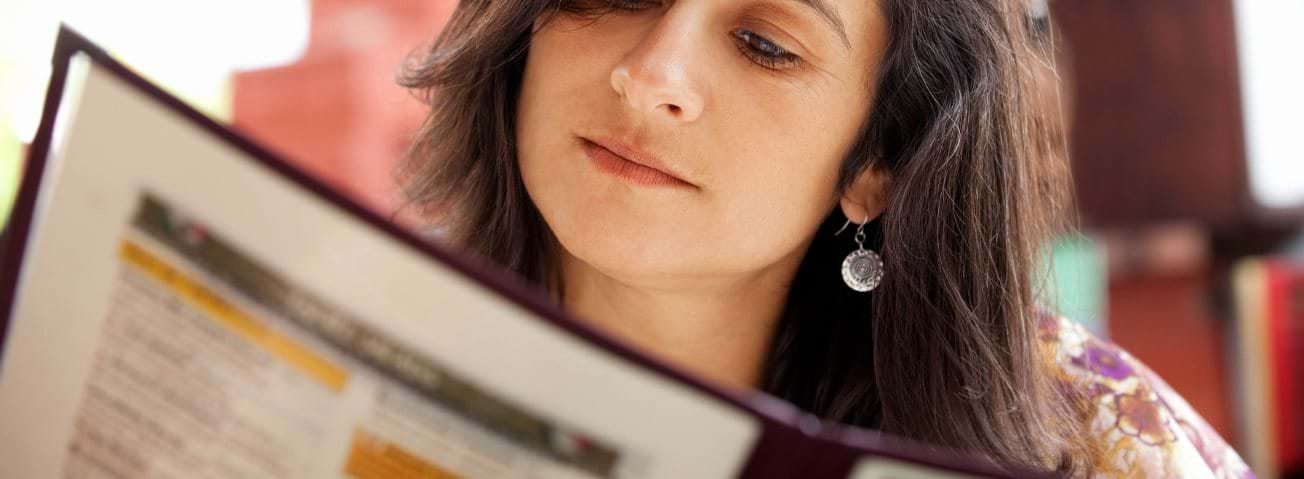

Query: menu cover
[0,27,1034,479]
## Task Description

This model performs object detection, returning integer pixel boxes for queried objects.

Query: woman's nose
[609,16,705,124]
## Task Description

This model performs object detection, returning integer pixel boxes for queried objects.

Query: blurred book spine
[1232,258,1303,478]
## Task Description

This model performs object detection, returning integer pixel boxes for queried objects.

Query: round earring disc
[841,249,884,292]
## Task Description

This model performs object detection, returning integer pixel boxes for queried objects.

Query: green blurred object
[1042,234,1108,337]
[1,117,20,231]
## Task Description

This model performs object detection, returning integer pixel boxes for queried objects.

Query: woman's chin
[558,237,714,282]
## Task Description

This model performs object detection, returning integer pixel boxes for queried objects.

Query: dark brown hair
[398,0,1094,474]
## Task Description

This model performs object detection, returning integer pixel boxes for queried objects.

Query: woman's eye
[731,29,802,70]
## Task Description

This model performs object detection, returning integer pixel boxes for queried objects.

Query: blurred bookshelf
[1232,258,1304,477]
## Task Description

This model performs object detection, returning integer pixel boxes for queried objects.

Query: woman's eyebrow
[782,0,851,50]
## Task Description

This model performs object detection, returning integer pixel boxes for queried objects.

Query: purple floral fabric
[1041,314,1256,478]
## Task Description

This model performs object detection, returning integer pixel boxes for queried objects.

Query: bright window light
[0,0,310,143]
[1233,0,1304,211]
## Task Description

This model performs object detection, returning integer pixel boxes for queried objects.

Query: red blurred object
[232,0,456,219]
[1266,262,1303,472]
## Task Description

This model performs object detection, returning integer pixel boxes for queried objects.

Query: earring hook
[834,215,870,236]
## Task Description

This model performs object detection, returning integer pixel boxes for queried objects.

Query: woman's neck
[555,246,807,391]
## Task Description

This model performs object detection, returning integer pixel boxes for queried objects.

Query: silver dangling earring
[834,215,884,292]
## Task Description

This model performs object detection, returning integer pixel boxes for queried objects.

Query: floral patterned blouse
[1040,313,1256,478]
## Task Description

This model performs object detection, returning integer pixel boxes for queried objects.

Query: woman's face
[517,0,888,283]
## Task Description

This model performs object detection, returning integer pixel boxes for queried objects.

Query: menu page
[0,51,759,478]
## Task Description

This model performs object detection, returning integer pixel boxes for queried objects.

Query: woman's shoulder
[1036,312,1256,478]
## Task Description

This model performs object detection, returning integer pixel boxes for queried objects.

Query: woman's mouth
[580,137,697,190]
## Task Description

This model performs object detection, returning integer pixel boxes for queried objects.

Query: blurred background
[0,0,1300,477]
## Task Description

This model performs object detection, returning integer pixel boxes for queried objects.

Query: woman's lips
[581,138,695,189]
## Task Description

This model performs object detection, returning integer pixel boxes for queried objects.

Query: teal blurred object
[1287,230,1304,258]
[1043,234,1108,337]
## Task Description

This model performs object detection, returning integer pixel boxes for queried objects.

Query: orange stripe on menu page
[118,239,349,392]
[344,429,461,479]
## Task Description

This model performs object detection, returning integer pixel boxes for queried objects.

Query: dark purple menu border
[0,25,1045,479]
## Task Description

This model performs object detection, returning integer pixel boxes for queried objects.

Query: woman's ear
[838,166,891,224]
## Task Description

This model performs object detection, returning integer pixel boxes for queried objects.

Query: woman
[397,0,1253,476]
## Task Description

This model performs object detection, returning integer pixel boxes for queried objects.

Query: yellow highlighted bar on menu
[119,239,349,392]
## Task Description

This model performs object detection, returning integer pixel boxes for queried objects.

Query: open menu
[0,27,1034,479]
